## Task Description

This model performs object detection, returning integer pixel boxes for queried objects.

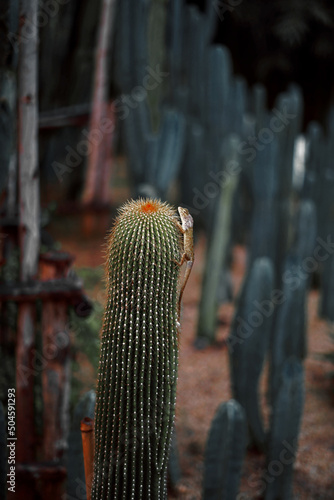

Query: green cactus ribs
[92,198,183,500]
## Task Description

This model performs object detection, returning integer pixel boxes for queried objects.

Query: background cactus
[265,358,305,500]
[167,425,181,491]
[228,257,274,451]
[318,109,334,321]
[196,135,241,345]
[91,198,183,500]
[269,258,308,404]
[203,399,247,500]
[269,200,316,403]
[67,390,96,500]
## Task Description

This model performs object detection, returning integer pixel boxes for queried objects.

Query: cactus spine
[91,199,183,500]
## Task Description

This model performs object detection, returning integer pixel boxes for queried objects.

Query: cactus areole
[92,198,186,499]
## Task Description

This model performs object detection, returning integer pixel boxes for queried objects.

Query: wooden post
[16,0,40,464]
[39,253,74,462]
[17,0,40,281]
[81,417,94,500]
[82,0,116,206]
[98,101,115,206]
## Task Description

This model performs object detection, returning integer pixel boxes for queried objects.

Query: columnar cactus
[203,399,247,500]
[67,391,96,499]
[269,255,308,404]
[91,198,183,500]
[228,257,274,450]
[196,135,241,345]
[265,358,304,500]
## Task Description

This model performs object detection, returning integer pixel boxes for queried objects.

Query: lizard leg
[173,252,186,267]
[174,221,185,234]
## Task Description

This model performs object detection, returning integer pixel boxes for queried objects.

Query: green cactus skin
[67,390,96,499]
[265,358,304,500]
[203,399,247,500]
[167,425,181,490]
[228,257,274,451]
[269,255,308,405]
[91,198,182,500]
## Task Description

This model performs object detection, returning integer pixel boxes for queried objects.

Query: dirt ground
[56,216,334,500]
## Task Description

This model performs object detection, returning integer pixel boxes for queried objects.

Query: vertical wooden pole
[41,301,71,461]
[17,0,40,281]
[40,253,73,462]
[81,417,94,500]
[82,0,116,206]
[16,0,40,464]
[98,101,115,205]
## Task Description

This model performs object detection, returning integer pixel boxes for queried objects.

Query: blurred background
[0,0,334,498]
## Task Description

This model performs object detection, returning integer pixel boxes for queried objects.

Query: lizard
[173,206,194,324]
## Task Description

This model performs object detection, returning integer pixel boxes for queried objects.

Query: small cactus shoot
[91,198,189,500]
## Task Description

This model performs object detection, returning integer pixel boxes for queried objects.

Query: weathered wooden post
[39,252,74,462]
[82,0,116,207]
[81,417,95,500]
[0,0,19,367]
[16,0,40,469]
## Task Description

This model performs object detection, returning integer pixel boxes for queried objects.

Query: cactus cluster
[225,194,312,497]
[113,0,186,199]
[91,198,183,500]
[95,3,334,497]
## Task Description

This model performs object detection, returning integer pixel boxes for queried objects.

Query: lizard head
[177,206,193,230]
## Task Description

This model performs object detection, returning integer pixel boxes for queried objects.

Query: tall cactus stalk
[228,257,274,450]
[196,134,241,345]
[265,358,304,500]
[203,399,247,500]
[91,198,184,500]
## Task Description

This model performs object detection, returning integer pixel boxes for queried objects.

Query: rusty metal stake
[80,417,94,500]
